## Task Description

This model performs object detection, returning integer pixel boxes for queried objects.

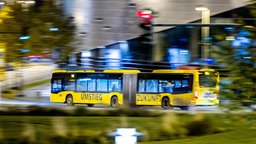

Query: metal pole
[201,10,210,67]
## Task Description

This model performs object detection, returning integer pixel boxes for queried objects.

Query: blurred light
[224,27,234,31]
[244,25,254,28]
[232,40,240,47]
[243,56,251,59]
[16,0,35,4]
[119,41,128,51]
[168,48,190,69]
[94,18,104,23]
[232,36,251,47]
[50,27,59,31]
[226,36,235,41]
[16,0,25,3]
[108,128,143,144]
[81,51,91,57]
[136,10,153,20]
[195,6,209,11]
[203,37,212,40]
[128,3,136,8]
[107,49,120,59]
[101,26,111,30]
[25,1,35,4]
[185,26,194,28]
[180,50,189,54]
[105,49,121,69]
[19,36,30,40]
[28,55,42,59]
[0,1,5,5]
[20,48,30,53]
[238,30,250,37]
[205,58,215,65]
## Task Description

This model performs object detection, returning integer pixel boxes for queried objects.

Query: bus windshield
[199,71,218,87]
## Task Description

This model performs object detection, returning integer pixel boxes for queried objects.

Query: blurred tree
[0,0,77,63]
[212,2,256,103]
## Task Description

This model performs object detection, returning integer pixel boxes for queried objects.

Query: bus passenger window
[138,80,145,93]
[146,80,158,93]
[182,80,188,87]
[162,81,174,93]
[97,79,108,92]
[174,80,181,88]
[76,78,87,92]
[63,81,75,91]
[109,79,121,92]
[88,79,96,92]
[158,81,164,93]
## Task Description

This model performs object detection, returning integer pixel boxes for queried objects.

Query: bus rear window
[199,72,218,87]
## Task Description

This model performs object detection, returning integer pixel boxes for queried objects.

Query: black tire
[161,97,170,109]
[110,96,118,107]
[66,95,74,106]
[87,104,94,107]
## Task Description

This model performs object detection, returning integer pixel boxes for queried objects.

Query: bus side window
[146,80,158,93]
[63,80,75,91]
[138,80,145,93]
[76,78,87,92]
[182,79,192,92]
[88,79,96,92]
[97,79,108,92]
[162,81,174,93]
[109,79,121,92]
[174,80,181,88]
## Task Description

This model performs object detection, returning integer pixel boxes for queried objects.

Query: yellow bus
[50,68,219,109]
[50,69,139,107]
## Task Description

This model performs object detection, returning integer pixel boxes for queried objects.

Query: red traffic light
[136,10,153,20]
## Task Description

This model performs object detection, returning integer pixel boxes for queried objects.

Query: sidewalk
[0,63,57,104]
[4,63,57,89]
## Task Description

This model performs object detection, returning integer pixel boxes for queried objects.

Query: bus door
[51,79,63,93]
[123,73,138,106]
[50,78,65,102]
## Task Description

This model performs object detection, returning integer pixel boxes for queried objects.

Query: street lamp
[16,0,35,11]
[195,6,211,66]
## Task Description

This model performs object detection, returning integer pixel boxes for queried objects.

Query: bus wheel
[111,96,118,107]
[161,97,170,109]
[66,95,74,106]
[87,104,94,107]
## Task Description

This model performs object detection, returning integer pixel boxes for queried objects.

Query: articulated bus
[50,68,219,109]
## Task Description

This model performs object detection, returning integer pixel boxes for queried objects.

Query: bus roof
[53,69,95,73]
[103,69,140,73]
[153,68,216,73]
[152,69,198,73]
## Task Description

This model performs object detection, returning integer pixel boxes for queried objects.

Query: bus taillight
[194,91,198,99]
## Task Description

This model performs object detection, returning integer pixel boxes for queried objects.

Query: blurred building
[61,0,253,69]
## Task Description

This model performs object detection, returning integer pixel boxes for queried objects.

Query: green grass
[0,113,256,143]
[22,79,50,89]
[139,128,256,144]
[2,79,50,98]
